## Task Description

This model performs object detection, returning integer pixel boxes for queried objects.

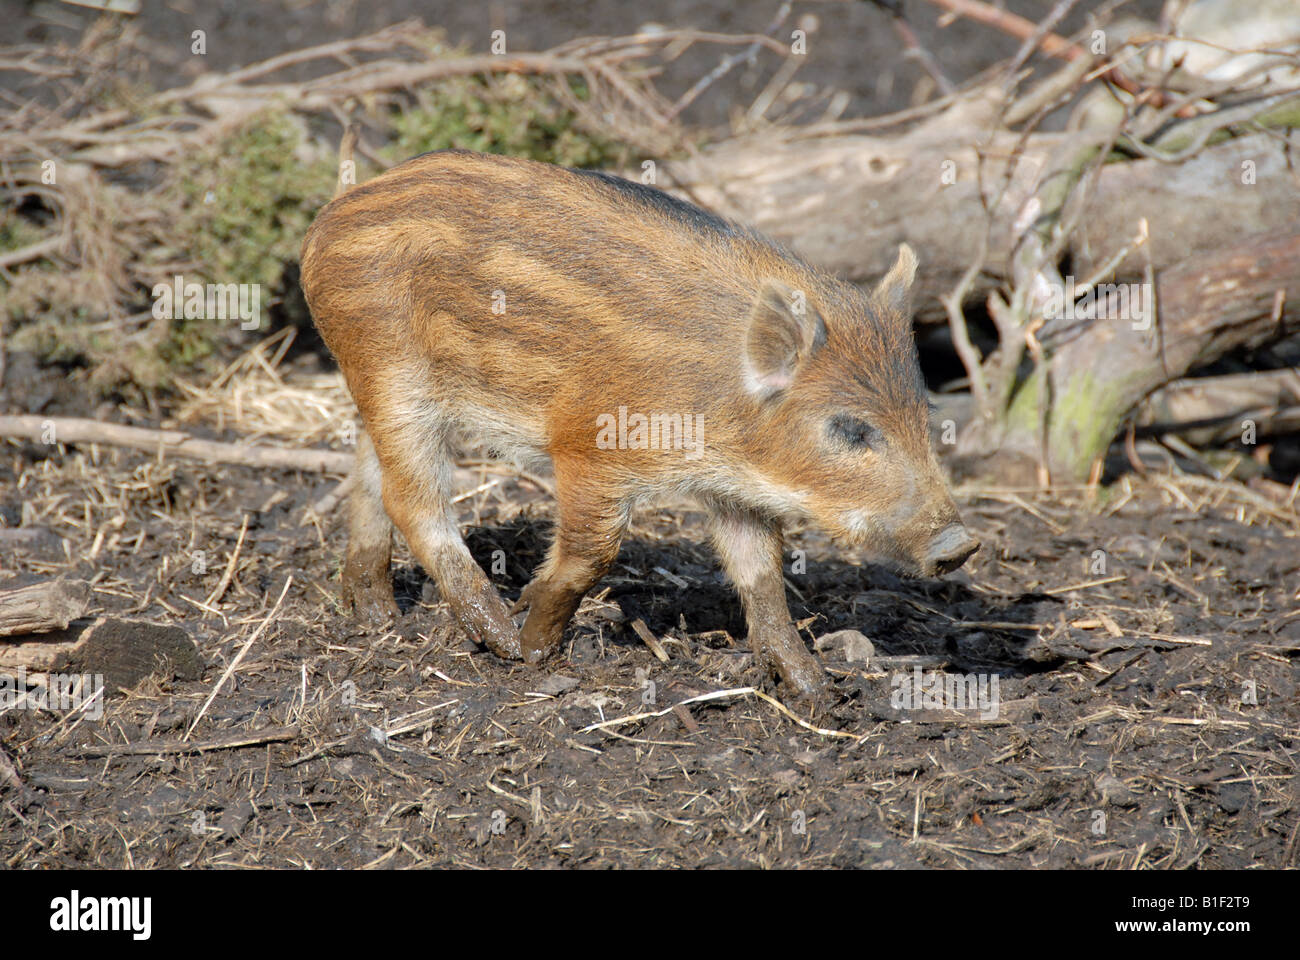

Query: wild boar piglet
[300,148,978,697]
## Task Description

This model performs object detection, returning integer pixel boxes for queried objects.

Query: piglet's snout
[926,523,979,576]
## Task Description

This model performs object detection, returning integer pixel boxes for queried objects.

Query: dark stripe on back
[566,167,737,239]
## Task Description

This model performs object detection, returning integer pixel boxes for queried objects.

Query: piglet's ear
[743,280,826,400]
[873,243,918,318]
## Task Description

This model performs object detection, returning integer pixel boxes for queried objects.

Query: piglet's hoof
[435,568,523,661]
[516,585,570,664]
[459,611,522,663]
[761,640,832,716]
[341,579,399,629]
[782,680,834,721]
[520,620,563,665]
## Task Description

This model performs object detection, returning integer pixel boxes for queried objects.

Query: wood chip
[630,618,670,663]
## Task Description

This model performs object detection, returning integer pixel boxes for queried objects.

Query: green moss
[1145,97,1300,157]
[384,74,620,168]
[167,111,335,291]
[151,83,620,372]
[0,211,46,253]
[1090,482,1117,507]
[150,110,336,366]
[1005,365,1135,482]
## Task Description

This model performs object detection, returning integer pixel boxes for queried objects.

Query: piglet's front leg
[709,508,828,700]
[512,468,630,664]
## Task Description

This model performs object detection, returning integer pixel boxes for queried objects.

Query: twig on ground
[0,415,353,473]
[77,725,300,758]
[185,576,292,740]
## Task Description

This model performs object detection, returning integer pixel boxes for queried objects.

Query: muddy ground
[1,395,1297,869]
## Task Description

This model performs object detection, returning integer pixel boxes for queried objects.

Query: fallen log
[972,230,1300,482]
[669,88,1300,483]
[936,367,1300,452]
[1136,368,1300,446]
[0,616,203,696]
[0,580,90,637]
[666,106,1300,325]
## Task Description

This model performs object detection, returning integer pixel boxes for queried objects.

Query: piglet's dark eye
[828,414,883,449]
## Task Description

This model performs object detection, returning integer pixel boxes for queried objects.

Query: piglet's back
[300,149,825,389]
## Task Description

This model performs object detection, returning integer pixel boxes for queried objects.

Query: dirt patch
[2,432,1296,869]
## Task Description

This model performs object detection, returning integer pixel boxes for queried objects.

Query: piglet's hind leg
[341,430,399,625]
[369,415,521,660]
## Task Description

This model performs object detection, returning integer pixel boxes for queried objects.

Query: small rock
[794,746,831,767]
[218,799,255,838]
[814,629,875,663]
[533,674,580,696]
[1214,783,1251,815]
[570,692,608,711]
[1096,773,1137,807]
[128,784,186,822]
[0,526,64,558]
[772,768,801,789]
